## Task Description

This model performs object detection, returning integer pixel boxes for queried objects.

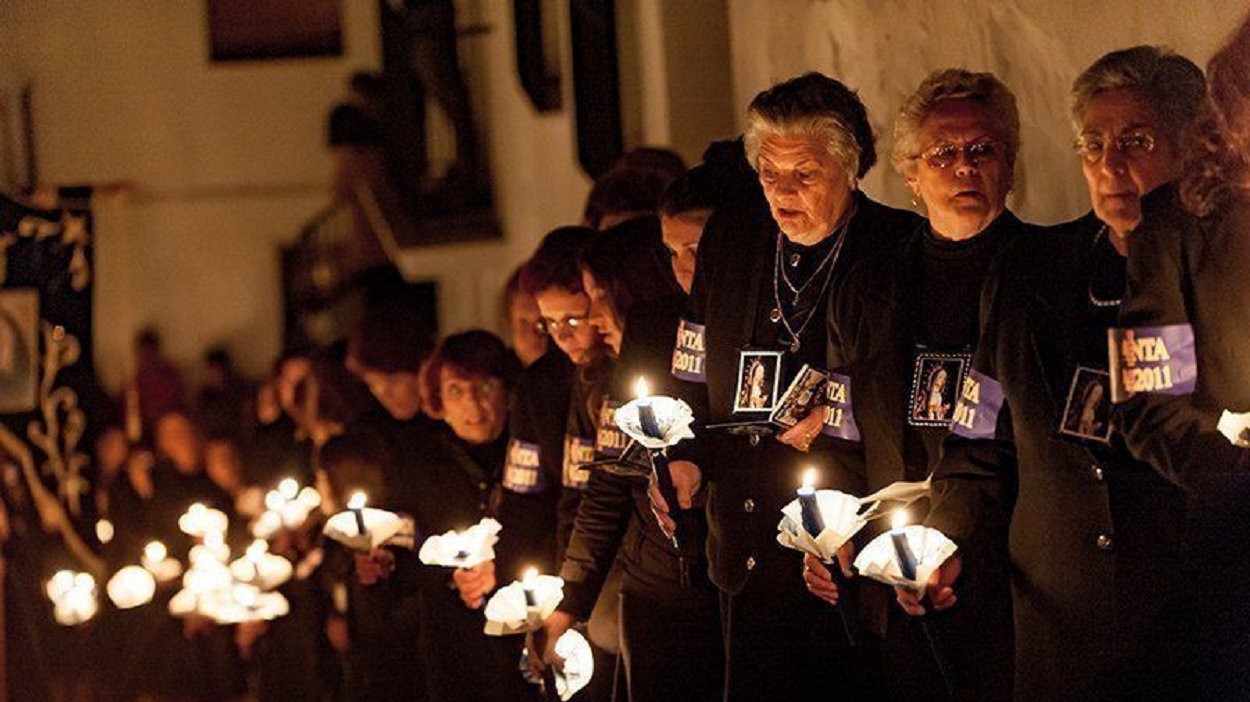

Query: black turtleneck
[916,212,1017,349]
[905,212,1019,478]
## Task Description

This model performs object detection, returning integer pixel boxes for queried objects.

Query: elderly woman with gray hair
[906,47,1207,701]
[803,68,1024,702]
[650,72,919,700]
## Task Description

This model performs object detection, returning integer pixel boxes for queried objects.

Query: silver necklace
[1088,224,1123,308]
[778,232,841,304]
[770,225,848,353]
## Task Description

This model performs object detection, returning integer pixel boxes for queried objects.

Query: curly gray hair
[891,69,1020,177]
[742,72,877,184]
[1069,45,1205,143]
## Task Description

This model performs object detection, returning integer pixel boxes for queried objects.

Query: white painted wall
[727,0,1244,224]
[0,0,592,390]
[5,0,1238,391]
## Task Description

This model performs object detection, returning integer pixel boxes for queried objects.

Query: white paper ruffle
[418,518,502,569]
[482,574,565,636]
[853,525,957,590]
[614,396,695,449]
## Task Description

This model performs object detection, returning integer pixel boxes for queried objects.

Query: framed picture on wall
[0,289,39,414]
[207,0,343,62]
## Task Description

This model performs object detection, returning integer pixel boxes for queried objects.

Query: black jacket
[496,349,573,578]
[928,217,1188,701]
[559,296,716,619]
[412,426,535,702]
[671,190,919,594]
[829,214,1022,700]
[1117,185,1250,697]
[1117,185,1250,478]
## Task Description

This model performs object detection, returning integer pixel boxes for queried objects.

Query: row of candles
[47,482,321,627]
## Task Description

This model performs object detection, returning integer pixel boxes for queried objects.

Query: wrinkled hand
[353,548,396,586]
[325,614,350,653]
[777,407,827,452]
[647,460,703,540]
[801,542,857,605]
[896,555,962,616]
[451,560,496,610]
[182,613,216,640]
[526,609,575,679]
[235,620,268,660]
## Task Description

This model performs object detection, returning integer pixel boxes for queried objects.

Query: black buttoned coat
[928,216,1188,702]
[828,218,1021,701]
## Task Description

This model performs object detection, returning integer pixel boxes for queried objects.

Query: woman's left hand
[777,407,827,452]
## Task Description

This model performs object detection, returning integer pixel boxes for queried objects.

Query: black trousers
[719,548,884,702]
[619,588,723,702]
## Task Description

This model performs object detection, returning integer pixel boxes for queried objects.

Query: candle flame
[96,519,114,545]
[278,477,299,500]
[144,540,167,564]
[188,502,205,516]
[634,376,651,399]
[348,492,367,510]
[204,530,225,549]
[522,567,538,587]
[891,509,909,531]
[801,468,817,492]
[246,539,268,560]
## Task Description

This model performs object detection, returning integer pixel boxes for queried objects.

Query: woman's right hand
[896,555,961,615]
[451,560,496,609]
[647,460,703,539]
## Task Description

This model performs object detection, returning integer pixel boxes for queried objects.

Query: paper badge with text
[562,435,594,490]
[950,368,1006,440]
[1108,324,1197,403]
[822,372,861,441]
[670,319,707,383]
[503,439,546,495]
[595,400,629,458]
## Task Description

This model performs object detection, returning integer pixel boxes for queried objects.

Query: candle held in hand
[522,567,539,608]
[796,468,825,537]
[634,377,662,439]
[890,510,918,582]
[348,492,368,537]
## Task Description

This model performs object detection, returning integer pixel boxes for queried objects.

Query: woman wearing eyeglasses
[804,69,1022,702]
[905,48,1206,701]
[1115,20,1250,698]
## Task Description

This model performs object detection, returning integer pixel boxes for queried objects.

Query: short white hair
[891,69,1020,177]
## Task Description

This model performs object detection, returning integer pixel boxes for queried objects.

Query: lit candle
[278,478,299,501]
[522,567,539,608]
[797,468,825,537]
[348,492,368,537]
[634,377,662,439]
[245,539,266,582]
[142,540,167,572]
[890,510,918,582]
[96,519,114,545]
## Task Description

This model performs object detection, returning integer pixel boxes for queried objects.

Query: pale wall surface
[727,0,1245,224]
[0,0,593,389]
[5,0,1240,389]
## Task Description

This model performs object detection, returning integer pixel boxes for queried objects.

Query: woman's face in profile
[581,268,622,355]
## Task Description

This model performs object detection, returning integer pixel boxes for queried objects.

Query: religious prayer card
[770,363,828,428]
[733,350,783,414]
[1057,366,1113,445]
[907,352,971,428]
